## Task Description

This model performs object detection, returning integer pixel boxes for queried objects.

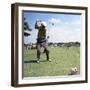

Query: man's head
[35,19,47,29]
[35,19,42,29]
[36,19,42,28]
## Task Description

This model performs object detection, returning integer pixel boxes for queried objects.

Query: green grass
[24,46,80,77]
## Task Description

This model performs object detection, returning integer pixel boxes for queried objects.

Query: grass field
[24,46,80,77]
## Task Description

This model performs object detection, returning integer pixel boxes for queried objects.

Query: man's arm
[35,22,39,29]
[45,27,47,31]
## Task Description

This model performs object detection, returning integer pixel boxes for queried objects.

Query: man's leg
[37,44,41,63]
[42,42,51,61]
[45,49,49,61]
[43,48,46,53]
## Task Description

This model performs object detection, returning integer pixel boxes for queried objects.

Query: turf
[24,46,80,77]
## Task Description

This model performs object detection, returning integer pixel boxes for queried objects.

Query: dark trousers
[37,42,49,60]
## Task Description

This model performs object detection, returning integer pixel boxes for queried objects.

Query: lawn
[24,46,80,77]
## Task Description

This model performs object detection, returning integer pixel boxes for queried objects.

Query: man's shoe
[37,60,40,63]
[47,59,51,62]
[37,59,40,63]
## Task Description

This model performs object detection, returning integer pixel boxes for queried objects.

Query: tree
[24,17,32,36]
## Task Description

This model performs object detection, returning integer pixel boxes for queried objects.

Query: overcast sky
[23,11,81,44]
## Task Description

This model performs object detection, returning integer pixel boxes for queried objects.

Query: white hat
[41,21,47,27]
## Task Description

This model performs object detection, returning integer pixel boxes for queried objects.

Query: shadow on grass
[40,60,48,62]
[24,60,48,63]
[24,60,37,63]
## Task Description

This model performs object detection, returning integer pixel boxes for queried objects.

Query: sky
[23,11,81,44]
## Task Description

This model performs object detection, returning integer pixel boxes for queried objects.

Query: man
[35,19,50,63]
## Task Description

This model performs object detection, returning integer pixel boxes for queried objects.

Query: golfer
[35,19,50,63]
